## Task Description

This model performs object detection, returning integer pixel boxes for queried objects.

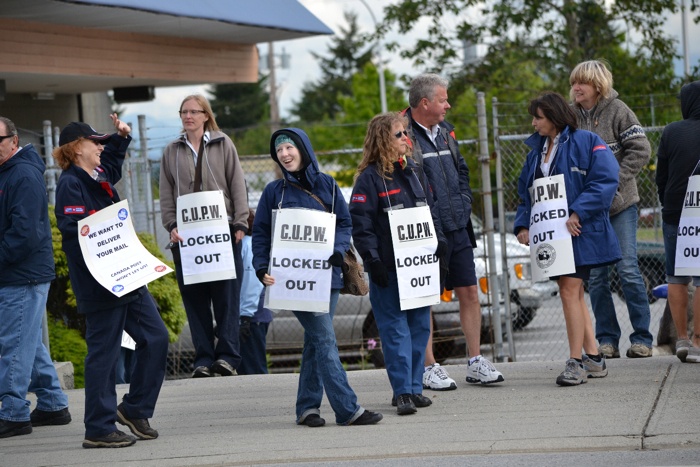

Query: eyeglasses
[394,130,408,139]
[179,110,205,116]
[0,134,15,142]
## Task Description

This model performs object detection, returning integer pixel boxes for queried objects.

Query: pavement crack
[640,362,672,449]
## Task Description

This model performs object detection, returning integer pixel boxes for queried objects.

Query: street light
[358,0,388,113]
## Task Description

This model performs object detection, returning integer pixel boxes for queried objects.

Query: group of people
[2,64,699,445]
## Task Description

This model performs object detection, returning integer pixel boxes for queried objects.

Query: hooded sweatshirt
[656,80,700,225]
[251,128,352,290]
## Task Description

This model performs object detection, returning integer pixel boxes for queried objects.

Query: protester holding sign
[160,94,248,378]
[349,112,446,415]
[252,128,382,427]
[656,80,700,363]
[514,92,621,386]
[55,115,169,448]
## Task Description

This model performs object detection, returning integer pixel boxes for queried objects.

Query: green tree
[290,11,374,122]
[209,76,270,129]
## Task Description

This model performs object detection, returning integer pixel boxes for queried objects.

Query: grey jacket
[574,89,651,216]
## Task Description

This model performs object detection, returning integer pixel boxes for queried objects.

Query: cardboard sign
[528,174,575,281]
[675,174,700,275]
[265,208,336,312]
[78,200,173,297]
[176,191,236,284]
[388,206,440,310]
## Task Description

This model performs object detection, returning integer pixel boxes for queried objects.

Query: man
[405,74,504,388]
[0,116,71,438]
[656,80,700,363]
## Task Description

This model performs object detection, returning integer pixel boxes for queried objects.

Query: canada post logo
[118,208,128,221]
[351,194,366,203]
[64,206,85,214]
[112,284,125,293]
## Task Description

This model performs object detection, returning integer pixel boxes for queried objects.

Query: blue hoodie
[251,128,351,290]
[0,144,55,286]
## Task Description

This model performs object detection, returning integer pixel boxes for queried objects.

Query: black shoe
[210,359,236,376]
[192,366,212,378]
[300,414,325,427]
[116,403,159,440]
[30,407,72,426]
[394,394,417,415]
[0,419,32,438]
[82,429,136,448]
[350,410,383,425]
[391,394,432,408]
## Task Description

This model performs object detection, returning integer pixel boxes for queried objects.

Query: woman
[55,115,169,448]
[514,92,621,386]
[252,128,382,427]
[159,94,248,378]
[570,59,654,359]
[349,113,445,414]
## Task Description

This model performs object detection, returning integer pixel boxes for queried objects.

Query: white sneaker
[422,363,457,391]
[685,346,700,363]
[466,356,504,385]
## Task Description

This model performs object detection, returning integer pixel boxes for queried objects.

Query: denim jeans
[369,270,430,396]
[0,282,68,422]
[589,204,653,348]
[293,289,363,425]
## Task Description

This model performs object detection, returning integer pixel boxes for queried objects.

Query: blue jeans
[0,282,68,422]
[293,289,363,425]
[237,322,269,375]
[589,204,653,348]
[369,270,431,396]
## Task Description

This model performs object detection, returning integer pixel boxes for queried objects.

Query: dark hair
[527,92,578,133]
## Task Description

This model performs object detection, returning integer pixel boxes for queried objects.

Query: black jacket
[657,80,700,225]
[55,134,145,311]
[0,144,55,286]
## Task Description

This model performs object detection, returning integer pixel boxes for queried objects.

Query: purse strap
[287,181,330,213]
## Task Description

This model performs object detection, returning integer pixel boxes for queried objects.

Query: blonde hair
[179,94,220,132]
[53,139,85,170]
[569,60,613,104]
[355,112,410,182]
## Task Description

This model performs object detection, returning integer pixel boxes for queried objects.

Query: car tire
[512,307,536,331]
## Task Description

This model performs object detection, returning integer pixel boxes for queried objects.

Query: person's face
[532,108,558,139]
[390,121,409,156]
[276,143,302,172]
[422,86,451,126]
[571,81,599,110]
[76,138,104,171]
[0,122,19,166]
[180,99,209,133]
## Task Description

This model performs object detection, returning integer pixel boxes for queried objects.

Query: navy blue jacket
[55,134,145,311]
[0,144,55,286]
[514,127,621,268]
[252,128,351,290]
[349,157,445,269]
[405,108,476,244]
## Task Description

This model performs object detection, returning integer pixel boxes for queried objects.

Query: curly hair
[355,112,410,182]
[179,94,220,132]
[53,138,85,170]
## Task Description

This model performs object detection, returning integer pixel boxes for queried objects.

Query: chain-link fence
[24,94,675,378]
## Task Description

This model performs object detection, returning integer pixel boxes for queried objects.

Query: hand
[328,251,344,267]
[170,227,184,243]
[367,260,389,288]
[516,228,529,245]
[239,316,252,343]
[435,241,447,259]
[234,230,245,244]
[566,212,581,237]
[110,113,131,137]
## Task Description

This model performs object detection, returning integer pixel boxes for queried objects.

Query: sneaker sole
[31,414,72,427]
[677,348,689,362]
[586,369,608,378]
[423,382,457,391]
[466,375,505,385]
[0,425,32,438]
[116,411,158,440]
[556,377,587,386]
[82,438,135,449]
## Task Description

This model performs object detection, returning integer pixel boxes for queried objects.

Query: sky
[120,0,700,156]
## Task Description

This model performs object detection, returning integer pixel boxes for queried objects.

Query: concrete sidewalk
[3,356,699,466]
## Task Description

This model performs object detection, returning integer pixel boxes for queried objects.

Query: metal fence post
[477,92,506,361]
[492,97,515,361]
[42,120,56,206]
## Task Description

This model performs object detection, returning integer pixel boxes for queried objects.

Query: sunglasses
[394,130,408,139]
[0,134,15,142]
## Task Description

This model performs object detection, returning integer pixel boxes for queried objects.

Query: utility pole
[268,41,280,133]
[358,0,387,113]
